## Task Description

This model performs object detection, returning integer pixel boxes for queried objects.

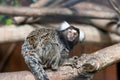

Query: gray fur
[22,28,69,80]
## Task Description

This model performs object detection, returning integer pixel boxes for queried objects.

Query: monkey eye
[73,32,77,35]
[68,29,72,33]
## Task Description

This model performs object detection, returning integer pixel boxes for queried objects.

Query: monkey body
[22,28,69,69]
[22,27,70,80]
[22,21,85,80]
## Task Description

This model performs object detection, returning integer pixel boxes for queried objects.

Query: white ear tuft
[59,21,70,31]
[79,29,85,42]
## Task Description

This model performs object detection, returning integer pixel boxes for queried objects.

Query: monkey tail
[21,44,49,80]
[25,54,49,80]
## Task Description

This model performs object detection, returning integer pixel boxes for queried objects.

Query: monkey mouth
[68,37,75,42]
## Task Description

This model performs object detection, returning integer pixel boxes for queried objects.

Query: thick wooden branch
[13,0,54,24]
[46,42,120,80]
[0,5,117,19]
[77,43,120,73]
[0,43,120,80]
[0,24,120,44]
[0,6,72,16]
[11,1,118,24]
[0,71,35,80]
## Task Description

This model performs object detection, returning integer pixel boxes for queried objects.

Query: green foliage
[0,0,37,25]
[5,19,13,25]
[0,0,7,5]
[0,0,20,25]
[31,0,38,3]
[27,0,38,3]
[0,15,7,24]
[0,0,21,6]
[0,15,13,25]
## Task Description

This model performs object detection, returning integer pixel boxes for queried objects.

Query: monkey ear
[79,29,85,43]
[58,21,70,31]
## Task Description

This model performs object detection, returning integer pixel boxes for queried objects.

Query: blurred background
[0,0,120,80]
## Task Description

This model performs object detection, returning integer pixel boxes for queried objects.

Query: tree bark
[0,71,35,80]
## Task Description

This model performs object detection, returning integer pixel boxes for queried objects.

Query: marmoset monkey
[21,21,85,80]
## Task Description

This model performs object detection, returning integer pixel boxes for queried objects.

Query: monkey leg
[51,55,60,71]
[50,44,61,71]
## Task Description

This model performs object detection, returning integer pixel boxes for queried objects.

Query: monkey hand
[61,56,79,68]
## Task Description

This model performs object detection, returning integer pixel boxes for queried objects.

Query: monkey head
[67,28,78,41]
[58,21,85,43]
[57,21,85,50]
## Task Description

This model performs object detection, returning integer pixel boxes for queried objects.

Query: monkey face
[67,29,78,42]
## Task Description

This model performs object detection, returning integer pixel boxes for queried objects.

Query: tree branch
[74,42,120,80]
[1,43,120,80]
[89,19,120,35]
[0,24,120,44]
[0,5,119,35]
[0,5,117,19]
[89,0,120,35]
[1,5,120,35]
[0,71,35,80]
[46,42,120,80]
[11,1,118,24]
